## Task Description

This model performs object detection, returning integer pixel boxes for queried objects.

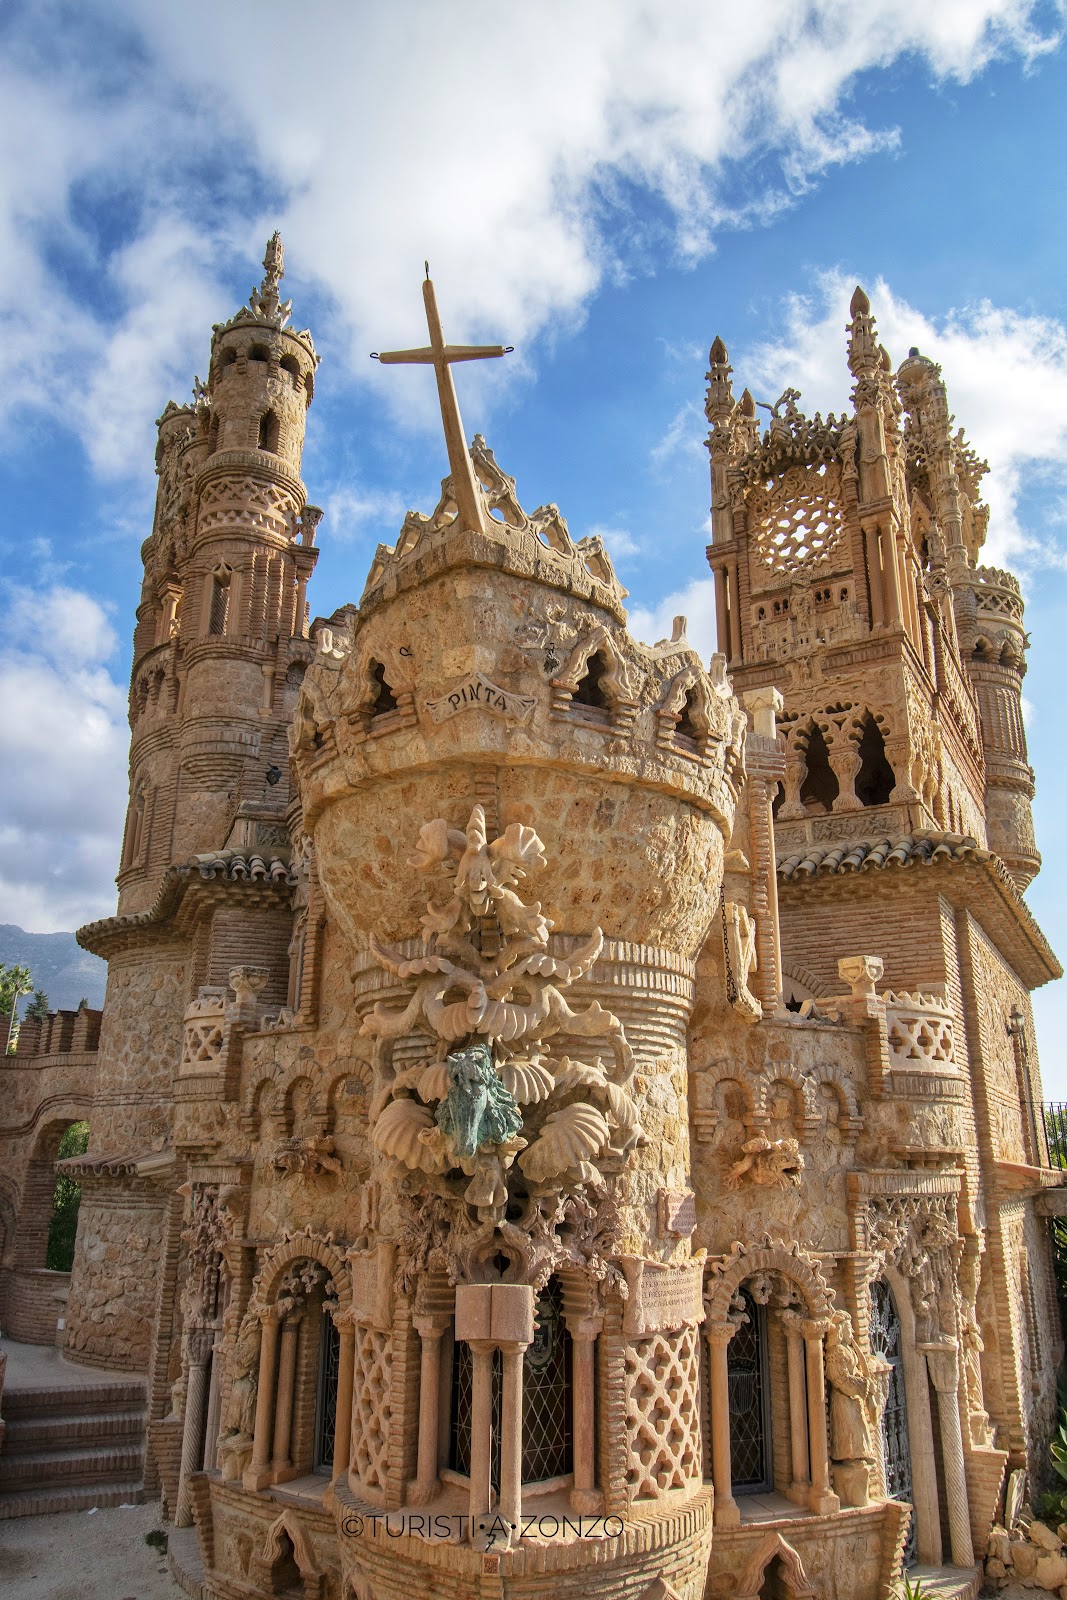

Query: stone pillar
[867,1359,892,1501]
[714,568,730,657]
[332,1321,356,1483]
[802,1320,839,1514]
[569,1328,601,1514]
[202,1337,223,1475]
[728,563,743,662]
[924,1343,974,1568]
[468,1340,496,1529]
[499,1343,526,1537]
[245,1310,280,1491]
[412,1316,448,1503]
[781,1311,810,1506]
[865,525,885,627]
[270,1316,301,1477]
[882,524,904,629]
[175,1336,210,1527]
[706,1320,740,1527]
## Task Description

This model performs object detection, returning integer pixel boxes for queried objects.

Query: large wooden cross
[372,266,512,536]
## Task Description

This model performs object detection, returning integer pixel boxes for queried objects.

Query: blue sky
[2,1,1067,1085]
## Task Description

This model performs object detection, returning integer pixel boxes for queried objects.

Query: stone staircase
[0,1373,147,1517]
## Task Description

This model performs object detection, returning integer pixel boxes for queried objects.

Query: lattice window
[352,1327,392,1494]
[623,1326,702,1498]
[314,1312,341,1472]
[521,1277,573,1483]
[448,1340,502,1486]
[869,1279,916,1564]
[751,465,844,576]
[727,1290,771,1491]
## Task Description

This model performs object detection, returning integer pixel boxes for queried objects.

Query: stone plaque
[425,673,536,725]
[658,1188,697,1238]
[621,1257,705,1337]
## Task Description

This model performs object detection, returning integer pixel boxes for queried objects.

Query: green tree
[26,989,50,1021]
[0,963,32,1054]
[45,1121,90,1272]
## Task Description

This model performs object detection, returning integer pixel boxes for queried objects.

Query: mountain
[0,925,107,1013]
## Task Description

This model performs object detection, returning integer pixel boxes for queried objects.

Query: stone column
[569,1327,602,1514]
[245,1310,280,1491]
[881,524,904,629]
[728,563,743,662]
[332,1321,356,1484]
[412,1315,448,1503]
[714,568,730,657]
[867,1358,892,1501]
[865,525,884,627]
[202,1336,223,1475]
[924,1343,974,1568]
[780,1311,810,1506]
[270,1316,301,1478]
[468,1340,496,1529]
[802,1319,839,1514]
[499,1342,526,1537]
[175,1334,210,1527]
[706,1320,740,1527]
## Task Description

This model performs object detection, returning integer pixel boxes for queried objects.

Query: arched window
[573,650,611,710]
[248,343,270,364]
[369,660,398,716]
[854,716,895,807]
[676,690,701,747]
[280,354,301,386]
[521,1276,573,1483]
[448,1276,573,1489]
[728,1287,771,1492]
[208,564,232,636]
[799,725,839,813]
[869,1279,916,1562]
[207,413,220,454]
[123,783,147,867]
[314,1307,341,1472]
[258,410,281,452]
[219,347,238,370]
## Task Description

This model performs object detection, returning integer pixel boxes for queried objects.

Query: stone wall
[64,1189,165,1370]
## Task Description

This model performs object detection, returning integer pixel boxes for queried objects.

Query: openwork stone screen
[750,465,845,578]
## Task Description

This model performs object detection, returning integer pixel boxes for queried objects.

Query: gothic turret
[119,236,323,913]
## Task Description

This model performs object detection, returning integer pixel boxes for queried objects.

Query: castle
[0,237,1063,1600]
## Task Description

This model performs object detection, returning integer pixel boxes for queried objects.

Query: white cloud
[738,270,1067,567]
[323,485,410,546]
[651,401,708,469]
[0,585,127,931]
[0,0,1059,477]
[586,524,643,562]
[628,577,717,659]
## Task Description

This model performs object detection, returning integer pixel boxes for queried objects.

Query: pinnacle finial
[710,335,728,365]
[263,231,285,292]
[850,285,870,318]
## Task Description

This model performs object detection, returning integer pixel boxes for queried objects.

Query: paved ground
[0,1339,123,1391]
[0,1500,185,1600]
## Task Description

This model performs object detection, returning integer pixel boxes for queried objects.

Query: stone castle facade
[0,240,1063,1600]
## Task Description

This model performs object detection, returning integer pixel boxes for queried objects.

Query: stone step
[3,1407,147,1448]
[0,1379,147,1418]
[0,1441,145,1490]
[0,1480,145,1520]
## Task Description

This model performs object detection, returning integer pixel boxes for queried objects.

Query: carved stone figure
[726,1135,804,1190]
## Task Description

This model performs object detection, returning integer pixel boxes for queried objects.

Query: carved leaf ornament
[364,804,643,1216]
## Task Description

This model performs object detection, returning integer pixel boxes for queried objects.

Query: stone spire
[248,231,292,327]
[705,335,735,422]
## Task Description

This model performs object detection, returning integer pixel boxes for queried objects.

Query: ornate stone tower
[65,239,323,1373]
[894,347,1039,887]
[121,233,322,915]
[704,290,1009,856]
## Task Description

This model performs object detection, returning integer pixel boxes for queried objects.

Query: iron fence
[1043,1103,1067,1168]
